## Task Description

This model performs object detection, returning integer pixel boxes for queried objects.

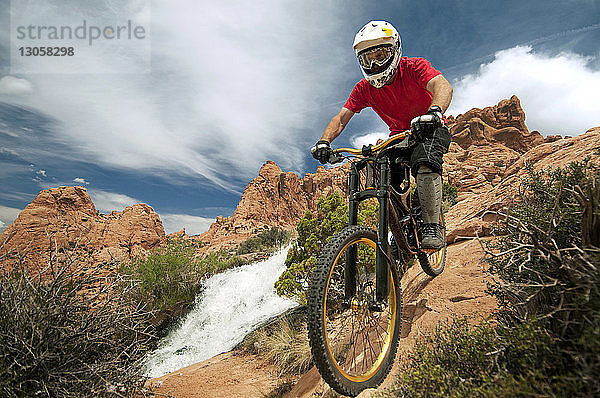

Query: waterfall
[143,246,296,378]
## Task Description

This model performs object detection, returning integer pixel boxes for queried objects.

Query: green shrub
[274,192,378,304]
[486,159,600,394]
[0,256,155,397]
[387,318,567,398]
[239,307,311,377]
[442,181,458,213]
[121,238,203,312]
[122,239,247,313]
[198,248,248,275]
[251,318,312,375]
[505,160,593,248]
[237,227,290,255]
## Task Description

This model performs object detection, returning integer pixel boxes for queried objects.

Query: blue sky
[1,0,599,234]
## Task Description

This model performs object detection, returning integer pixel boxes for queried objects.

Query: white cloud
[73,177,89,185]
[88,189,141,213]
[5,1,353,190]
[0,205,22,233]
[36,169,46,177]
[0,76,34,95]
[159,214,215,236]
[448,46,600,136]
[351,132,390,149]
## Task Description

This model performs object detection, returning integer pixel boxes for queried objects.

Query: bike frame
[339,133,421,303]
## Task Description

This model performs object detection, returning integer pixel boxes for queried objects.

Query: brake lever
[328,152,344,164]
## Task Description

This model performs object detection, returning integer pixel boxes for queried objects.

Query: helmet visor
[357,45,394,72]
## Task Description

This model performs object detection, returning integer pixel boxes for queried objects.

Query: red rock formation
[445,127,600,242]
[544,134,562,143]
[444,100,599,242]
[444,96,546,199]
[0,186,165,274]
[449,95,544,153]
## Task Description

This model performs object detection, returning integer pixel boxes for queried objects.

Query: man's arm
[319,107,355,143]
[426,74,453,113]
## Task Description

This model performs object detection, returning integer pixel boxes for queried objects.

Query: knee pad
[416,166,442,224]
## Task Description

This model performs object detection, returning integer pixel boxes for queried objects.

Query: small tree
[275,191,378,304]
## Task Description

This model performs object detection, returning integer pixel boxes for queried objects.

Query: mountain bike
[307,131,447,396]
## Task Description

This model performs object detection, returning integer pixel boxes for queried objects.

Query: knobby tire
[307,225,402,396]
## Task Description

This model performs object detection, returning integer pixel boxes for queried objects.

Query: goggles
[357,45,394,70]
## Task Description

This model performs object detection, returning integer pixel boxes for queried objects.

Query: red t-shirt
[344,57,441,135]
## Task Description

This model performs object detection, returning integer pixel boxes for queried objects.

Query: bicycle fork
[345,159,390,306]
[376,159,390,304]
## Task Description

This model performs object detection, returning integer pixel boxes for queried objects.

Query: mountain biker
[311,20,453,250]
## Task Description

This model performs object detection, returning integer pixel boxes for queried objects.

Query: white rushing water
[143,246,297,378]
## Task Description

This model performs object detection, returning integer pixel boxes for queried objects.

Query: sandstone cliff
[196,161,349,253]
[444,96,542,198]
[0,186,165,274]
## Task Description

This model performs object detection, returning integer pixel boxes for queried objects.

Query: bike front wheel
[307,225,402,397]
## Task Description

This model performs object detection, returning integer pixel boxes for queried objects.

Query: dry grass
[252,318,312,376]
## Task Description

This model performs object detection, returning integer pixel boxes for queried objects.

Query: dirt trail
[146,351,284,397]
[148,238,497,398]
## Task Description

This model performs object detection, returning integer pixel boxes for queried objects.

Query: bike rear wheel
[418,212,447,276]
[307,225,402,396]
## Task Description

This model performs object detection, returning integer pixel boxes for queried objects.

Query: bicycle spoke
[328,310,353,344]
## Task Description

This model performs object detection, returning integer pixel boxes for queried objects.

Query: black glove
[410,105,444,141]
[311,140,332,164]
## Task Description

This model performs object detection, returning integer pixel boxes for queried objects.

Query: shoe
[421,224,445,250]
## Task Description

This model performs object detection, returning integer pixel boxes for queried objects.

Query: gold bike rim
[323,237,397,382]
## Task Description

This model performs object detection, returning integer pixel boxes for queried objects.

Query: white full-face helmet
[353,21,402,88]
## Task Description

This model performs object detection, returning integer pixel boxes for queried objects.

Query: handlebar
[328,131,410,164]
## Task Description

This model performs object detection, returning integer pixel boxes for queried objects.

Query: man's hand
[311,140,332,164]
[411,106,444,141]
